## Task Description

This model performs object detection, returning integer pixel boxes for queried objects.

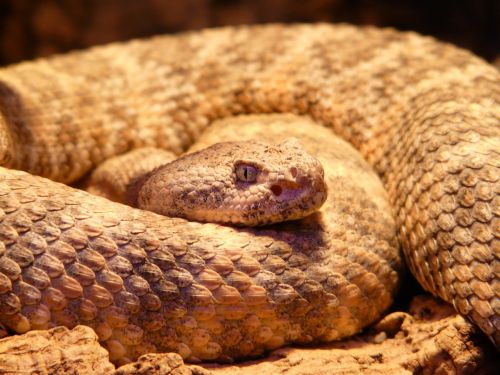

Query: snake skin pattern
[0,24,498,363]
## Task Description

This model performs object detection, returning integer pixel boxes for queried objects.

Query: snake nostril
[290,167,298,178]
[271,185,282,196]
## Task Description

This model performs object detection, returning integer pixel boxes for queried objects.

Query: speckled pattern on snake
[0,24,498,364]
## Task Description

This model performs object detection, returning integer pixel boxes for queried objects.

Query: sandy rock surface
[0,295,497,374]
[115,353,210,375]
[0,325,114,374]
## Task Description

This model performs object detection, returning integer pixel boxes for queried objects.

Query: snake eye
[236,164,258,183]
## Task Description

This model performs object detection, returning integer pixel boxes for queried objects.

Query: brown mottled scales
[0,23,498,364]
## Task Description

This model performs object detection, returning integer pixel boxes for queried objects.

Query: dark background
[0,0,498,66]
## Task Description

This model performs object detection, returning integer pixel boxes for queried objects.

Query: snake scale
[0,24,498,364]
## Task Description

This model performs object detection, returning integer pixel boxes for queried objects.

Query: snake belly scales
[0,24,498,364]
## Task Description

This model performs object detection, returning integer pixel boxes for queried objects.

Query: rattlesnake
[0,24,498,364]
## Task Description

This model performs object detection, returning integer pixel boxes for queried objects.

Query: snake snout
[270,175,313,200]
[270,181,300,198]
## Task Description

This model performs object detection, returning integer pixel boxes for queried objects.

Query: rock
[115,353,211,375]
[0,325,114,374]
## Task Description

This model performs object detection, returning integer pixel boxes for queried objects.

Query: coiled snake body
[0,24,498,363]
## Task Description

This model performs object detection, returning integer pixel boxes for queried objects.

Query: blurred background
[0,0,498,66]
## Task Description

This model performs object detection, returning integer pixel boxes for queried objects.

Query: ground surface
[0,295,497,374]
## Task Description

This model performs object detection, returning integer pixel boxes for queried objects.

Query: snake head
[136,139,327,226]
